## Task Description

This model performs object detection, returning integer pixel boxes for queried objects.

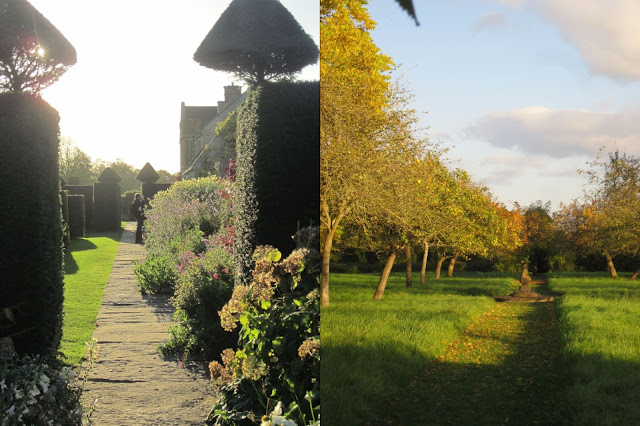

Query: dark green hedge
[93,182,121,231]
[60,189,70,248]
[0,93,64,358]
[141,182,172,201]
[234,81,320,285]
[62,185,93,228]
[67,194,85,239]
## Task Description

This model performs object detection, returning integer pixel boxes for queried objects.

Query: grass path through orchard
[386,280,562,425]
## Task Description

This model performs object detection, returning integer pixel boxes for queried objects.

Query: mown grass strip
[390,288,561,425]
[549,273,640,424]
[60,226,123,365]
[321,272,518,425]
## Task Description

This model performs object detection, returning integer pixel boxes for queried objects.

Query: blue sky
[367,0,640,210]
[30,0,319,174]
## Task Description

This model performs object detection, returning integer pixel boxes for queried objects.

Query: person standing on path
[130,193,146,243]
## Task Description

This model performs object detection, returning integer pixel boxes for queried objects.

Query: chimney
[224,84,242,102]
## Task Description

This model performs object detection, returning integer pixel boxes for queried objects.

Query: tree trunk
[321,226,335,306]
[420,241,429,284]
[630,269,640,281]
[447,255,457,278]
[435,255,447,279]
[604,251,618,279]
[374,249,397,300]
[320,199,348,307]
[405,245,412,287]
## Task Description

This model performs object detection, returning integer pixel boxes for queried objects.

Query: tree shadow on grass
[67,238,98,252]
[322,339,433,426]
[64,239,98,275]
[64,252,79,275]
[556,353,640,424]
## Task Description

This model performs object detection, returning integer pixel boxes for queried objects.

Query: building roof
[181,105,218,125]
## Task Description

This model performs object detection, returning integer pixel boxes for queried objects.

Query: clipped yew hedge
[67,194,85,239]
[234,81,319,285]
[0,93,64,358]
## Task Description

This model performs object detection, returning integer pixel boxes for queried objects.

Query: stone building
[179,84,246,179]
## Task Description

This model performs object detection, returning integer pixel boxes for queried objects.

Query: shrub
[208,227,320,425]
[67,194,85,239]
[135,176,233,294]
[160,239,237,360]
[134,255,177,295]
[0,93,64,357]
[234,81,320,286]
[0,353,83,425]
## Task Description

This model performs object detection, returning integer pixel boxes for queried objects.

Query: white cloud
[494,0,640,81]
[473,12,505,33]
[466,106,640,157]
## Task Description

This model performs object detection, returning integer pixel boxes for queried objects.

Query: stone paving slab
[82,222,214,425]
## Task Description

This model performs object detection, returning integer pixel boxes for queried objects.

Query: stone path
[82,222,214,425]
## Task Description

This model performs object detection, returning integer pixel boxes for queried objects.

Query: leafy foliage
[134,255,177,295]
[0,354,83,425]
[208,229,320,425]
[320,0,397,305]
[135,176,234,294]
[160,240,237,359]
[555,150,640,276]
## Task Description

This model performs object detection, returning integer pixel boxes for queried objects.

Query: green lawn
[548,272,640,424]
[60,226,123,365]
[321,272,519,425]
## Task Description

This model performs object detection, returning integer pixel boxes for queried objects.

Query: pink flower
[214,273,219,280]
[222,268,228,274]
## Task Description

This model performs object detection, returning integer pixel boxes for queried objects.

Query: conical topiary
[97,167,121,183]
[136,162,160,184]
[0,0,77,94]
[193,0,318,84]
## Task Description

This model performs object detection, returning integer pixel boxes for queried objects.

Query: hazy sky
[368,0,640,211]
[29,0,319,174]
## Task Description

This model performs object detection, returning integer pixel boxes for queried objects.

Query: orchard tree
[332,83,427,300]
[433,171,523,278]
[194,0,318,84]
[320,0,395,306]
[569,150,640,277]
[0,0,76,94]
[555,200,619,276]
[408,153,456,283]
